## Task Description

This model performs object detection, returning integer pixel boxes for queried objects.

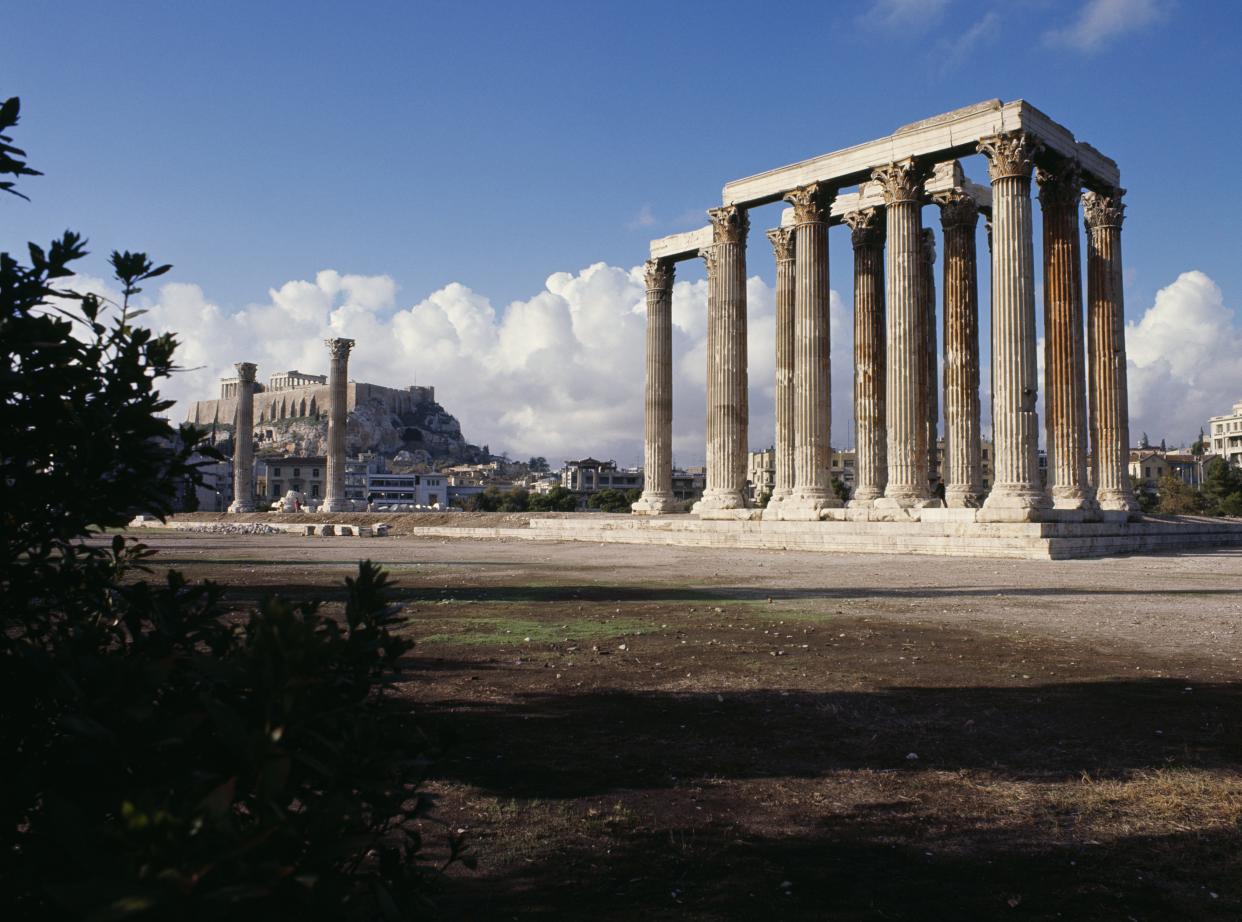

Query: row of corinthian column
[633,130,1139,521]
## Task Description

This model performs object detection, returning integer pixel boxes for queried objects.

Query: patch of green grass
[412,612,649,647]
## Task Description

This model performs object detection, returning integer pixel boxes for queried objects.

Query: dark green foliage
[0,96,41,199]
[1,97,446,920]
[587,488,642,513]
[1201,457,1242,516]
[1154,474,1206,515]
[831,477,851,504]
[754,490,770,509]
[527,456,549,473]
[528,484,578,512]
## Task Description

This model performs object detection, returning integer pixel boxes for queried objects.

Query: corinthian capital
[325,337,355,361]
[871,158,927,205]
[698,244,719,276]
[843,207,884,249]
[1036,160,1082,209]
[1083,188,1126,229]
[977,131,1042,182]
[931,189,979,230]
[644,258,674,291]
[707,204,749,245]
[782,183,830,224]
[766,226,796,262]
[234,361,257,384]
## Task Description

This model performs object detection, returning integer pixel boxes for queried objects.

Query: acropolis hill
[187,366,488,465]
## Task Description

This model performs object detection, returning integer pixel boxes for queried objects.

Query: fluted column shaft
[633,259,678,514]
[845,208,886,504]
[768,227,796,504]
[1038,164,1095,515]
[921,228,939,485]
[1085,189,1140,515]
[228,362,257,513]
[934,191,983,507]
[978,132,1049,521]
[782,183,839,515]
[873,160,933,508]
[321,337,355,513]
[693,205,749,513]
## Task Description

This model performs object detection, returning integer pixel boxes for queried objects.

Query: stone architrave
[1084,188,1141,517]
[633,259,679,515]
[921,228,939,487]
[932,190,984,508]
[872,159,938,511]
[844,207,886,505]
[321,337,355,513]
[977,131,1050,522]
[780,183,840,518]
[1037,162,1098,518]
[227,362,257,513]
[765,226,796,513]
[692,205,750,514]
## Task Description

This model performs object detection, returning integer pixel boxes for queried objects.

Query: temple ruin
[633,99,1139,526]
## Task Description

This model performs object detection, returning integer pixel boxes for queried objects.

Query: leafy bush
[1154,474,1206,515]
[1,95,448,920]
[586,488,641,513]
[528,484,577,512]
[1202,457,1242,516]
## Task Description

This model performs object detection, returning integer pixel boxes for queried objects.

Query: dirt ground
[119,527,1242,920]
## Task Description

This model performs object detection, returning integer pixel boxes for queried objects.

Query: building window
[272,467,281,477]
[293,468,300,478]
[311,484,319,498]
[272,482,282,496]
[313,468,320,478]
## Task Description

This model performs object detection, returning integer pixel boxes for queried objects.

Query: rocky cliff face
[253,397,488,465]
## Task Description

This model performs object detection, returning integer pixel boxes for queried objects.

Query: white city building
[1209,399,1242,468]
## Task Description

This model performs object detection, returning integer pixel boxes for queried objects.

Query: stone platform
[406,514,1242,560]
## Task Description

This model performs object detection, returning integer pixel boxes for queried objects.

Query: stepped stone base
[405,514,1242,560]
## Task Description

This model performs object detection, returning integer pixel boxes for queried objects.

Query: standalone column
[921,228,939,488]
[844,207,886,506]
[633,258,679,515]
[1084,189,1140,517]
[782,183,840,517]
[764,226,796,513]
[933,190,984,508]
[873,159,937,511]
[227,361,257,513]
[977,132,1049,522]
[1038,163,1097,518]
[692,205,750,514]
[321,337,355,513]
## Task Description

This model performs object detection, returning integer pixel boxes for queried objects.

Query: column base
[944,487,984,509]
[1097,488,1142,520]
[692,489,749,518]
[978,486,1051,523]
[227,500,256,514]
[871,492,943,522]
[631,492,679,515]
[776,488,842,520]
[850,486,886,505]
[320,498,353,513]
[1049,488,1103,522]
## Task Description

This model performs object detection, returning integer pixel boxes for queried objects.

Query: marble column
[633,258,678,515]
[873,159,937,510]
[977,132,1049,522]
[321,337,355,513]
[1038,162,1097,518]
[1084,188,1141,517]
[782,183,840,517]
[765,226,796,512]
[227,361,257,513]
[933,190,984,508]
[692,205,750,514]
[844,207,886,505]
[921,228,939,488]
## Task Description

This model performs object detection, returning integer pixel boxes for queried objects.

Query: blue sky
[5,0,1242,460]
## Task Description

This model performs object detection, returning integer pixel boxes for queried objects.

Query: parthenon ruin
[633,99,1140,525]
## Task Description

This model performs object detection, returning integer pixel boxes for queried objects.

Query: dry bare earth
[120,527,1242,920]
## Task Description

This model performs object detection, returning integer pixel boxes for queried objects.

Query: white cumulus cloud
[1126,270,1242,446]
[75,262,859,466]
